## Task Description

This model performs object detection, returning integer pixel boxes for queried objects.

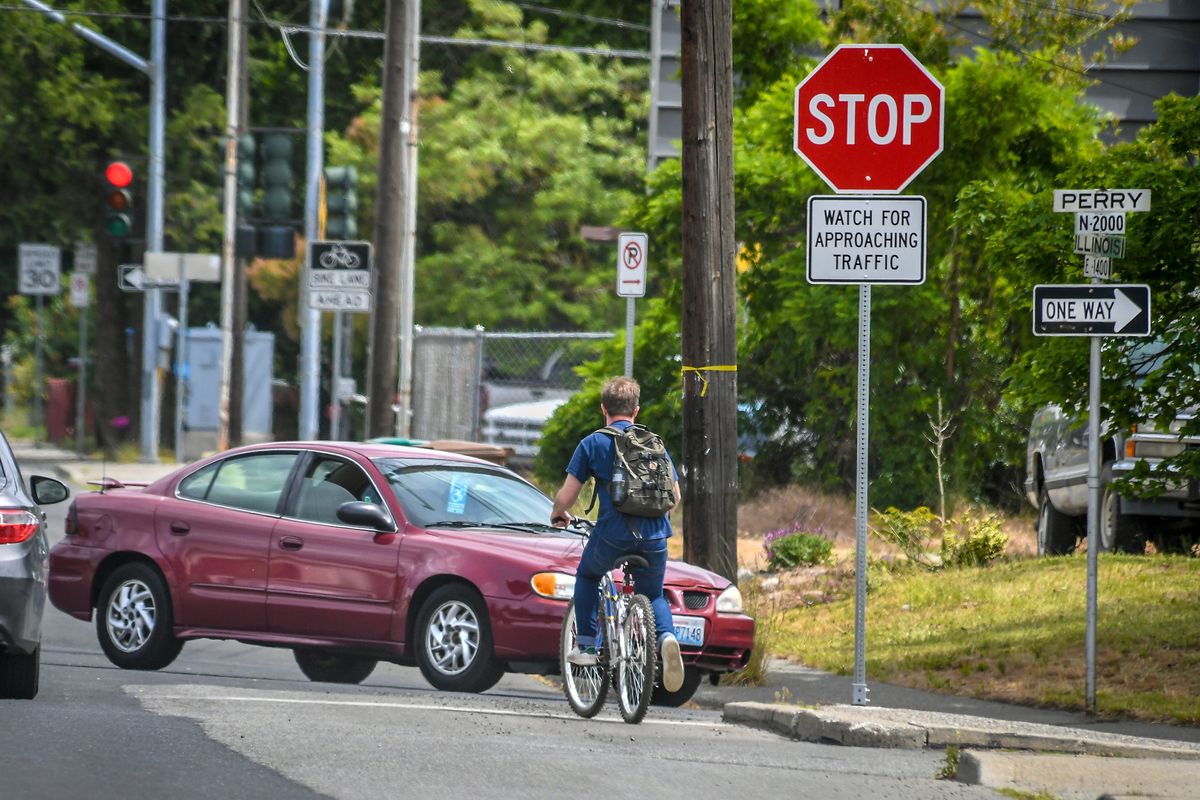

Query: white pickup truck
[1024,404,1200,554]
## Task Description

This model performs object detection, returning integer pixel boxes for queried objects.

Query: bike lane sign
[308,240,373,313]
[19,243,62,295]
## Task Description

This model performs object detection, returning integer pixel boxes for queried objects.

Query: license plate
[673,615,705,647]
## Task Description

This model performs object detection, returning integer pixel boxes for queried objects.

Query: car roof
[227,440,499,467]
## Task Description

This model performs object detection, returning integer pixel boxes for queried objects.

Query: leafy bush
[871,506,1008,570]
[870,506,940,569]
[763,524,833,569]
[940,512,1008,568]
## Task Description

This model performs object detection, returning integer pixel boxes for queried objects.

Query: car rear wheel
[1101,465,1146,554]
[651,666,703,707]
[293,649,377,684]
[416,584,504,693]
[96,563,183,670]
[0,645,40,699]
[1037,488,1077,556]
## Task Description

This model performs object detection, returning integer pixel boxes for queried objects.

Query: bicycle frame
[594,566,637,661]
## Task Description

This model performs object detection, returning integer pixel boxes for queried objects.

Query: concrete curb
[723,702,1200,760]
[957,750,1200,799]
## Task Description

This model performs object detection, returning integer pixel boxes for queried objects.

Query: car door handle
[169,521,190,535]
[279,536,304,551]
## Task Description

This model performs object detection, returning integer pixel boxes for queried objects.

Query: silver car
[0,431,69,699]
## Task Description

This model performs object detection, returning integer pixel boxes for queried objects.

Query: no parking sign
[616,232,647,298]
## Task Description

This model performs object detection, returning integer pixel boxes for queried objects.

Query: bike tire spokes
[561,600,609,718]
[615,594,655,724]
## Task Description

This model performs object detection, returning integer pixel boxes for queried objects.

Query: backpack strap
[584,426,620,514]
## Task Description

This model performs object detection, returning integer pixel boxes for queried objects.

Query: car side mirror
[30,475,69,506]
[336,501,394,531]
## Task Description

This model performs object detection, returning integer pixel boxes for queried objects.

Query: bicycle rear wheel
[560,600,608,717]
[615,594,655,724]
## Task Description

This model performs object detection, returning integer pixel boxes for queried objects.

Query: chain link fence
[411,328,613,459]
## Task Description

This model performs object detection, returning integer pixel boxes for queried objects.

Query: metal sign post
[68,273,91,455]
[1047,188,1151,714]
[308,240,374,439]
[19,244,62,447]
[616,232,648,377]
[795,43,943,706]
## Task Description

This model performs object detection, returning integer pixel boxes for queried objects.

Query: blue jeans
[572,533,674,647]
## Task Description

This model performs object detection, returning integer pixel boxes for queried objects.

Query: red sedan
[48,442,753,705]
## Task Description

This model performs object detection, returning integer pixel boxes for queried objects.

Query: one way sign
[1033,284,1151,337]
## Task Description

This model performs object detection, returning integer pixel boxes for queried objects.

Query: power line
[515,3,650,33]
[0,4,651,60]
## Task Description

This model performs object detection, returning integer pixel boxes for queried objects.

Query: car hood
[425,526,732,589]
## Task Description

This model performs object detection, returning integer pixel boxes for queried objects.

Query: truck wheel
[1037,488,1077,556]
[1101,465,1146,554]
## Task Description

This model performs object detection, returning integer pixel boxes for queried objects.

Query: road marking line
[146,692,725,728]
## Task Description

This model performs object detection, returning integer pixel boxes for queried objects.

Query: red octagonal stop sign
[795,44,944,193]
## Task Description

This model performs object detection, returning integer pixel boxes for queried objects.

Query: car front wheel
[293,649,377,684]
[651,665,704,707]
[415,584,504,693]
[96,563,183,670]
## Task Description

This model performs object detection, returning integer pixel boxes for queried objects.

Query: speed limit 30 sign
[19,243,62,296]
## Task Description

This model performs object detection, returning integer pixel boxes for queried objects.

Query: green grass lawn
[770,555,1200,724]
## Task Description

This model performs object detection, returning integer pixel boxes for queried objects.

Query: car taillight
[0,509,40,544]
[65,502,79,536]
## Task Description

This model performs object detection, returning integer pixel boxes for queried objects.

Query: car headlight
[715,585,743,613]
[531,572,576,600]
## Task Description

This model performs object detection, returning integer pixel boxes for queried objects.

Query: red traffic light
[105,160,133,188]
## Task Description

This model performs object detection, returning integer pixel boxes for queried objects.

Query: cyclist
[550,376,685,693]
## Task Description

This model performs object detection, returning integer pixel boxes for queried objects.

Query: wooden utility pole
[366,0,407,437]
[680,0,738,581]
[229,0,250,448]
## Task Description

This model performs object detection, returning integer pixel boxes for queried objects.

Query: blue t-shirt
[566,420,676,542]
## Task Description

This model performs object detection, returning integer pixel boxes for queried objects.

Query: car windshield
[375,459,554,529]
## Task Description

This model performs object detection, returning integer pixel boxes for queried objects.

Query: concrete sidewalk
[11,440,182,488]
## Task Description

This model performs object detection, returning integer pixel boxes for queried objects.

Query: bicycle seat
[613,554,650,571]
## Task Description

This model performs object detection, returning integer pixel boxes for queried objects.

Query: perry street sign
[19,243,62,295]
[308,240,374,313]
[807,195,926,284]
[1033,284,1151,337]
[1053,189,1150,213]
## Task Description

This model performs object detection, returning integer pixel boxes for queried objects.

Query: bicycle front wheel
[615,594,655,724]
[560,600,608,717]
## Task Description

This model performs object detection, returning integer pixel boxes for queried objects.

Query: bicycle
[559,523,657,724]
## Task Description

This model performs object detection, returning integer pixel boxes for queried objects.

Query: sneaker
[567,645,599,667]
[659,633,684,692]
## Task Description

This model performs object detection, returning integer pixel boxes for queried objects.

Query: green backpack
[587,424,676,519]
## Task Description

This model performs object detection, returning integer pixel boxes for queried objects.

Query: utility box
[183,326,274,457]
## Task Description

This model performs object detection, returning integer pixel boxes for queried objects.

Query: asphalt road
[1,490,1000,800]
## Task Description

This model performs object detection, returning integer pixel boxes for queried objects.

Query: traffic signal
[257,133,295,259]
[235,134,257,258]
[260,133,293,221]
[104,160,134,238]
[324,165,358,239]
[236,133,256,219]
